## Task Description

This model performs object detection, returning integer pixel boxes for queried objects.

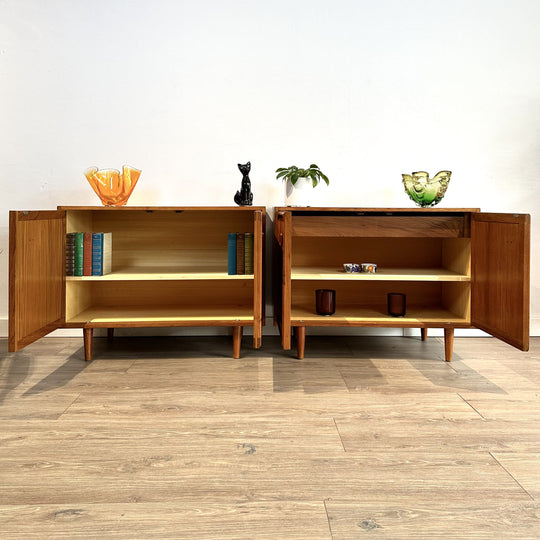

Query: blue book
[227,233,237,275]
[92,232,112,275]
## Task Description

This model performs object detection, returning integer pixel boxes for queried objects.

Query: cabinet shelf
[67,266,253,281]
[290,304,470,326]
[67,305,255,325]
[291,266,470,282]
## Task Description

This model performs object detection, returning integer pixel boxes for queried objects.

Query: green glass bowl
[402,171,451,207]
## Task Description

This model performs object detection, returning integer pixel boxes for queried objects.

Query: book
[83,232,93,276]
[244,233,254,274]
[73,232,84,276]
[227,233,237,275]
[65,233,75,276]
[91,232,112,276]
[236,233,245,275]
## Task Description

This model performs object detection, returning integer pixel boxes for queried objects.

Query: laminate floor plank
[325,500,540,539]
[0,452,530,505]
[59,390,480,420]
[0,416,346,458]
[334,415,540,452]
[0,501,332,540]
[0,336,538,539]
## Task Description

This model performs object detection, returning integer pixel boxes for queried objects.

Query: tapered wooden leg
[421,328,428,341]
[233,326,243,359]
[296,326,306,359]
[107,328,115,340]
[83,328,93,362]
[444,327,454,362]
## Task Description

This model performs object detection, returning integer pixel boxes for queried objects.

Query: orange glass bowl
[84,165,141,206]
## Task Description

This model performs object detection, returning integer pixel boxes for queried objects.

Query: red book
[83,232,93,276]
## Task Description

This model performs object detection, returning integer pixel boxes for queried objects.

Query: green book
[73,232,84,277]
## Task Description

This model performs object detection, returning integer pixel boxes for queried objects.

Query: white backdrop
[1,0,539,337]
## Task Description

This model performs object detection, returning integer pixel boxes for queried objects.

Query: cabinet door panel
[9,211,65,351]
[471,213,530,351]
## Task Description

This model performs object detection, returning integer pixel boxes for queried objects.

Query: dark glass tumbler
[387,293,406,317]
[316,289,336,316]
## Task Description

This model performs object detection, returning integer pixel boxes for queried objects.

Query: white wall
[1,0,539,337]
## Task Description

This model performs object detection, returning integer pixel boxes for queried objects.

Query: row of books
[66,232,112,276]
[228,233,254,275]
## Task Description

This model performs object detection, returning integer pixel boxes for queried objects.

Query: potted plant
[275,164,329,206]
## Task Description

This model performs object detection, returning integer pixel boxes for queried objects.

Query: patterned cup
[361,263,377,273]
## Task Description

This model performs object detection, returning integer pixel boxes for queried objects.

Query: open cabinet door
[471,212,530,351]
[9,211,66,351]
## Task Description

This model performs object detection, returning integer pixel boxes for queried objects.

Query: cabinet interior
[290,236,471,325]
[65,209,257,325]
[67,209,254,273]
[292,237,471,276]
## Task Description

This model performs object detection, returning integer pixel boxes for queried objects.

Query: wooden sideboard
[273,207,530,361]
[9,206,265,360]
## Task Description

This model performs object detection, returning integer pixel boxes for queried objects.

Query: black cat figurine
[234,161,253,206]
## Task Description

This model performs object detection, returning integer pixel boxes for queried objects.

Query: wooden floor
[0,335,539,539]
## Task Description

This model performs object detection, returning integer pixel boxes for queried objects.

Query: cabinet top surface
[274,207,480,213]
[57,206,266,213]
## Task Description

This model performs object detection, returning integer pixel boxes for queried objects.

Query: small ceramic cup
[352,263,360,273]
[343,263,353,273]
[361,263,377,273]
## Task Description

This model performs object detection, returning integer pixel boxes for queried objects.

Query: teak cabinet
[273,207,530,361]
[9,206,265,360]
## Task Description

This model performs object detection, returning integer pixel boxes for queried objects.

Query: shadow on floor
[1,336,508,397]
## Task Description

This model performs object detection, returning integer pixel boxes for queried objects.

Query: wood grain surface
[0,335,538,538]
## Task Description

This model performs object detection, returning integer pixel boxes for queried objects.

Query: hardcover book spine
[102,232,112,275]
[91,233,104,276]
[92,232,113,276]
[83,232,93,276]
[236,233,245,275]
[227,233,237,275]
[244,232,254,275]
[65,233,75,276]
[73,232,84,277]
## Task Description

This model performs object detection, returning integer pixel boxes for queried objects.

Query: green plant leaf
[276,164,329,186]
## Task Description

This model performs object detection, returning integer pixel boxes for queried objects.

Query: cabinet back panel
[292,238,443,268]
[292,281,442,309]
[67,210,254,270]
[81,280,253,308]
